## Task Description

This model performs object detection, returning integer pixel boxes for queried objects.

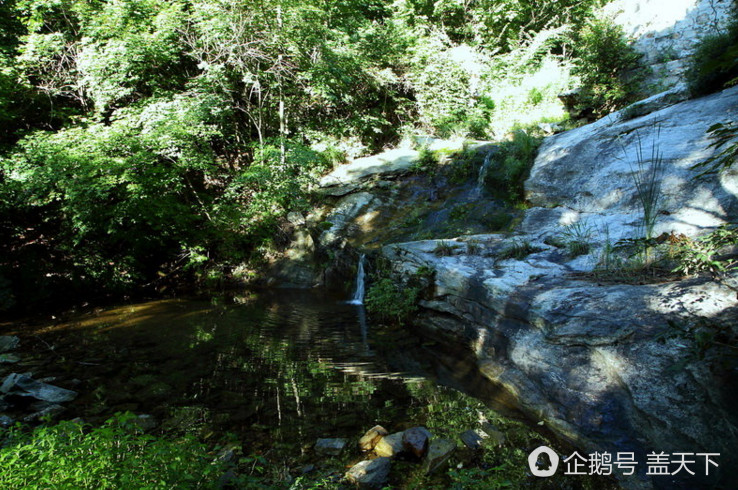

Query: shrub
[433,240,457,257]
[410,145,439,174]
[669,225,738,276]
[687,14,738,96]
[483,130,542,202]
[0,413,227,489]
[498,240,541,260]
[561,221,595,257]
[571,17,645,117]
[365,277,420,324]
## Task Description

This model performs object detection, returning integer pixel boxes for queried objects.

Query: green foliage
[687,13,738,96]
[498,240,541,260]
[0,413,225,489]
[692,121,738,177]
[409,40,477,136]
[483,130,542,202]
[0,0,617,308]
[404,0,602,52]
[561,220,594,257]
[365,266,433,324]
[2,93,226,290]
[410,145,440,173]
[669,225,738,276]
[571,17,645,117]
[624,127,666,241]
[365,277,420,324]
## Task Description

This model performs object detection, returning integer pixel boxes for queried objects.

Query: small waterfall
[474,150,494,197]
[347,254,366,305]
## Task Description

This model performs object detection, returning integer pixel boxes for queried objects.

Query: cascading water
[473,150,494,197]
[347,254,366,305]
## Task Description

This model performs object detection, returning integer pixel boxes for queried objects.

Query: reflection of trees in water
[16,290,533,459]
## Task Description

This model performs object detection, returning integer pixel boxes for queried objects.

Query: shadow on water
[2,290,527,447]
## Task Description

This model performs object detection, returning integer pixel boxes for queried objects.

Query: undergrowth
[0,413,233,489]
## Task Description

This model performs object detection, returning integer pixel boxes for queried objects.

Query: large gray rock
[320,148,419,194]
[345,457,391,488]
[526,85,738,243]
[314,438,348,456]
[0,373,77,403]
[380,87,738,489]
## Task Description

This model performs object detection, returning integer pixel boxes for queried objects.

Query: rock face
[605,0,734,92]
[527,85,738,241]
[379,86,738,489]
[265,138,505,288]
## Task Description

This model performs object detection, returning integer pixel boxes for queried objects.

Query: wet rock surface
[1,373,78,403]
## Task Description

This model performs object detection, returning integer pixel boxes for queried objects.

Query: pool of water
[2,290,516,442]
[2,289,612,488]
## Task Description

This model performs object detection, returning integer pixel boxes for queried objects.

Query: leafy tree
[570,17,645,117]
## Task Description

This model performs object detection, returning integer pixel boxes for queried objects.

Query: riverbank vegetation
[0,0,650,314]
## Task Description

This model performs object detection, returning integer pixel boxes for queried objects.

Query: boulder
[402,427,433,458]
[314,438,348,457]
[359,425,389,452]
[0,336,19,353]
[374,431,404,458]
[460,429,487,450]
[345,457,391,488]
[0,373,77,403]
[423,438,456,475]
[527,85,738,241]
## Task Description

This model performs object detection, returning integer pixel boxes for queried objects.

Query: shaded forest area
[0,0,642,312]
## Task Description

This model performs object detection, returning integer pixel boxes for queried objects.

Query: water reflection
[2,289,525,456]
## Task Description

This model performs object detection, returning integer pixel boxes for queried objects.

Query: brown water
[1,290,518,447]
[1,289,625,488]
